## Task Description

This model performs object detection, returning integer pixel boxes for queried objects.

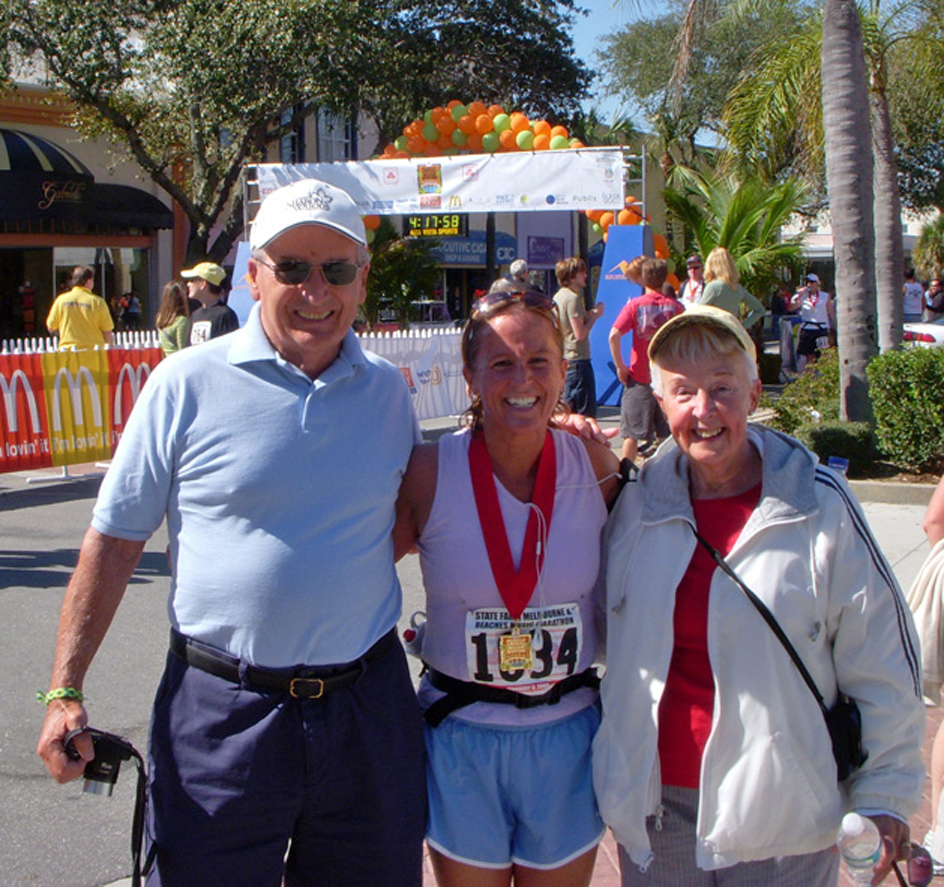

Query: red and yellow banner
[0,348,162,473]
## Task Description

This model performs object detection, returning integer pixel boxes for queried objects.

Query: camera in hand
[63,727,137,796]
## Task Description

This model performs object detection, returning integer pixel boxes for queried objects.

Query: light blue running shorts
[424,703,605,870]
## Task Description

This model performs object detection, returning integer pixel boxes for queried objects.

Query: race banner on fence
[0,347,162,474]
[358,330,468,421]
[254,148,625,216]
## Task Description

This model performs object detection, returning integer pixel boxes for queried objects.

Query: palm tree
[662,166,807,296]
[822,0,878,421]
[913,214,944,280]
[642,0,886,420]
[722,1,916,353]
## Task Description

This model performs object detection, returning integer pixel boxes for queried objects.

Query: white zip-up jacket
[593,425,924,872]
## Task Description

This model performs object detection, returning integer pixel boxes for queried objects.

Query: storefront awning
[0,127,172,229]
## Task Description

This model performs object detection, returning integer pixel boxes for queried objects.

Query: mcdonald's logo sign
[51,365,104,433]
[113,362,152,425]
[0,368,42,435]
[448,195,462,209]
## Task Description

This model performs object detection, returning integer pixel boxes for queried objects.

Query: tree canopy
[1,0,592,262]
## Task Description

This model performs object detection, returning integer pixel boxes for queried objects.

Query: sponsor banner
[358,331,468,420]
[0,348,162,474]
[255,149,625,216]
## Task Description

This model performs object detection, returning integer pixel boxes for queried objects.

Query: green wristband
[37,687,84,706]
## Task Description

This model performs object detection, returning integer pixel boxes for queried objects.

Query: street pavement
[0,417,939,886]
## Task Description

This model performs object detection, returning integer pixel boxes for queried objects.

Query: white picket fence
[1,326,468,420]
[1,330,161,353]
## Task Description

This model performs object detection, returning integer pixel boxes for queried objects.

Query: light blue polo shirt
[93,304,420,666]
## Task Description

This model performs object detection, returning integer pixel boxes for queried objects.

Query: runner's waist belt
[423,667,599,727]
[169,627,398,699]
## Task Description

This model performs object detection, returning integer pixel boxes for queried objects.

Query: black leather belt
[169,627,398,699]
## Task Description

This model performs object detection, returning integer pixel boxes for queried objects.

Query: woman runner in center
[394,278,620,886]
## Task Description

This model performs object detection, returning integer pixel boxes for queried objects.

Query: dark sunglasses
[255,258,361,287]
[473,289,556,315]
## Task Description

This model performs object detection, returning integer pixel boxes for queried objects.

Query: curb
[847,479,936,507]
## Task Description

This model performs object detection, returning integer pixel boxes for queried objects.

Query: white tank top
[416,427,608,726]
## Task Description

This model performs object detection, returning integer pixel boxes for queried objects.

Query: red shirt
[657,484,761,788]
[612,292,683,385]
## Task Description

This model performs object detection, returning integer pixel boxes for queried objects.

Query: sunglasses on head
[473,289,556,315]
[255,258,362,287]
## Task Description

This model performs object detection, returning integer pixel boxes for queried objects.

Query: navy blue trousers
[145,636,426,887]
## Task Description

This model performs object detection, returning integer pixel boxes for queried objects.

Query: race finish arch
[241,146,647,407]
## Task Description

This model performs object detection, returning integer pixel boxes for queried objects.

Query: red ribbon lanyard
[468,431,556,621]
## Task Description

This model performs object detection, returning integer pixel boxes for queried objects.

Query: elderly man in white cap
[180,260,239,344]
[36,179,426,887]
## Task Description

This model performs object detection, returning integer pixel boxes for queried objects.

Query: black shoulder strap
[689,524,829,717]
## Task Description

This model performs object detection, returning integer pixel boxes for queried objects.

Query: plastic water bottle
[837,812,881,884]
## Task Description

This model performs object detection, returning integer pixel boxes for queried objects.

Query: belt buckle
[289,677,324,699]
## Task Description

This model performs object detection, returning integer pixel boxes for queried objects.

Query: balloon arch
[367,99,669,261]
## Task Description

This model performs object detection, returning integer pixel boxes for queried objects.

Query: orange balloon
[467,101,488,118]
[488,104,505,118]
[475,113,494,134]
[362,215,381,230]
[667,272,680,290]
[467,132,484,153]
[423,142,441,156]
[436,115,456,135]
[458,114,476,135]
[533,120,551,137]
[603,231,609,242]
[569,139,585,149]
[586,209,604,222]
[382,144,397,157]
[499,128,517,150]
[533,133,550,151]
[430,106,447,122]
[653,234,669,258]
[600,211,615,228]
[394,150,410,159]
[510,112,530,134]
[550,125,569,139]
[407,136,424,154]
[447,99,462,109]
[438,132,453,149]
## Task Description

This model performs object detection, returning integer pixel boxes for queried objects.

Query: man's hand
[868,814,910,886]
[617,366,630,386]
[37,699,92,783]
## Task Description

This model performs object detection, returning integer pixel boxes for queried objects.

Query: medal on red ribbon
[469,431,556,672]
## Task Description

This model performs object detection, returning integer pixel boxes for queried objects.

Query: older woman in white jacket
[593,304,924,886]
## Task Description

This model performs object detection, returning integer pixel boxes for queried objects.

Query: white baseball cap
[250,178,367,250]
[649,303,757,362]
[805,272,820,283]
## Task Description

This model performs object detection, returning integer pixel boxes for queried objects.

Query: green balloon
[442,146,459,156]
[591,222,603,235]
[394,135,408,151]
[482,131,499,152]
[492,113,511,134]
[366,228,376,245]
[450,104,468,123]
[516,130,534,150]
[550,135,569,150]
[452,129,468,147]
[424,110,434,123]
[423,122,439,142]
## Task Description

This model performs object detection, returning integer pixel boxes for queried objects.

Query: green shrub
[867,347,944,473]
[765,349,840,435]
[794,421,875,475]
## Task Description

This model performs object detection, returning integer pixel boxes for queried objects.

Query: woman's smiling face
[656,347,761,483]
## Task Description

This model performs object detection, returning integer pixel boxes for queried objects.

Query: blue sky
[571,0,663,121]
